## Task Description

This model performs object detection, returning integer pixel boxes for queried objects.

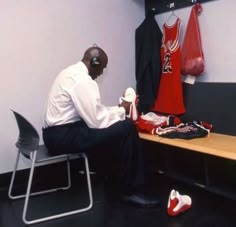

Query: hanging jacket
[135,10,162,114]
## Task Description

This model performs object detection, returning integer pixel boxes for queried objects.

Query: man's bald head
[82,45,108,79]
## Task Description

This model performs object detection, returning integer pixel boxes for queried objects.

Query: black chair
[8,110,93,225]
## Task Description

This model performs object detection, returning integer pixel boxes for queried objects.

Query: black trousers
[42,119,145,193]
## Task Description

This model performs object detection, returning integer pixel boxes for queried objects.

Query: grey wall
[0,0,145,173]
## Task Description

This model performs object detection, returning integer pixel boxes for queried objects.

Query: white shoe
[167,189,192,216]
[119,87,138,121]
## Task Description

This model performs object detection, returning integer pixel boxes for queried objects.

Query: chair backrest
[11,110,40,158]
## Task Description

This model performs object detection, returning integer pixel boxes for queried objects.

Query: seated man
[42,44,159,208]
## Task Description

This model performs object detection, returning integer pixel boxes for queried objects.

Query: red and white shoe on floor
[167,189,192,216]
[119,87,138,122]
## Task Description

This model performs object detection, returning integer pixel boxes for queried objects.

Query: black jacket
[135,10,162,114]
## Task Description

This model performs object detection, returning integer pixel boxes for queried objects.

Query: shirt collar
[77,61,89,75]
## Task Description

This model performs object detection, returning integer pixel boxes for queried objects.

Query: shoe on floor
[167,189,192,216]
[120,192,160,208]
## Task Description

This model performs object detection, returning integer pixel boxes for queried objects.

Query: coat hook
[167,2,175,9]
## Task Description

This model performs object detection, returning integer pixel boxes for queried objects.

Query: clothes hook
[169,2,175,9]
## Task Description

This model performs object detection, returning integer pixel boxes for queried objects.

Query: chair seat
[35,145,52,161]
[20,145,68,163]
[35,145,69,163]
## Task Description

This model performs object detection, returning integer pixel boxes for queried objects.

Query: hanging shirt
[152,18,185,115]
[44,61,126,129]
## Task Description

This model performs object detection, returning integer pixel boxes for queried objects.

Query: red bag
[181,3,205,77]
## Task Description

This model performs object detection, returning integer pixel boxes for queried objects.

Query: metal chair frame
[8,110,93,225]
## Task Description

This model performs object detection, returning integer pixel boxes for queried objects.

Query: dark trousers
[42,119,145,193]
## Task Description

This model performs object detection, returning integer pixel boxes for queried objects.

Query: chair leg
[8,152,72,200]
[82,153,93,209]
[22,153,93,225]
[22,150,37,224]
[8,150,21,199]
[61,156,71,190]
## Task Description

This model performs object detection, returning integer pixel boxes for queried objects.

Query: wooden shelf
[145,0,216,15]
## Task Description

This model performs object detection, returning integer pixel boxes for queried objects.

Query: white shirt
[44,61,126,128]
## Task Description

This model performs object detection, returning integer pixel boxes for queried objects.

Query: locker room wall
[183,83,236,136]
[146,0,236,83]
[0,0,145,174]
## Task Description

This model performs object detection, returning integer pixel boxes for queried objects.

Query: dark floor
[1,173,236,227]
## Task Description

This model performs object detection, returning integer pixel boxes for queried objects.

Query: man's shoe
[119,87,138,122]
[120,192,160,208]
[167,189,192,216]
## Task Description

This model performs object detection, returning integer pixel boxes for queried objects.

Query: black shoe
[120,192,160,208]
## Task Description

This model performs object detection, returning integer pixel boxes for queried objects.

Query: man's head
[82,45,108,79]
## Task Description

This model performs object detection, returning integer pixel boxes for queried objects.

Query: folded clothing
[136,112,182,134]
[159,121,212,139]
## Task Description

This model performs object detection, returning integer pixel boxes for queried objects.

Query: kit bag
[181,3,205,77]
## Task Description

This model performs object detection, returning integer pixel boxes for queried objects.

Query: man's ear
[90,56,101,68]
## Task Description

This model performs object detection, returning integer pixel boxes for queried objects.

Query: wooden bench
[137,82,236,200]
[139,132,236,160]
[138,82,236,160]
[139,132,236,200]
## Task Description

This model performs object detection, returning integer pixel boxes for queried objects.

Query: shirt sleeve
[70,77,126,128]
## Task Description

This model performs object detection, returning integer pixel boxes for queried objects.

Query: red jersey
[152,18,185,115]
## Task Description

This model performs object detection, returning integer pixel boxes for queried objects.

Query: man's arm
[71,78,126,128]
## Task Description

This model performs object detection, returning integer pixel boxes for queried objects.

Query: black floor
[1,173,236,227]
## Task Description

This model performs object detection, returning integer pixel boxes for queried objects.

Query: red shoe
[167,190,192,216]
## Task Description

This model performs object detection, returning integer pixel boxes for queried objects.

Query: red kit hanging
[152,17,186,115]
[181,3,205,77]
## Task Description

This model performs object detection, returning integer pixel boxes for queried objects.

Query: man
[43,45,159,208]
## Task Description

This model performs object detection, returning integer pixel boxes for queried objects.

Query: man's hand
[119,101,131,115]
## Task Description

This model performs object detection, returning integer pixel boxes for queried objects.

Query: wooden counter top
[139,132,236,160]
